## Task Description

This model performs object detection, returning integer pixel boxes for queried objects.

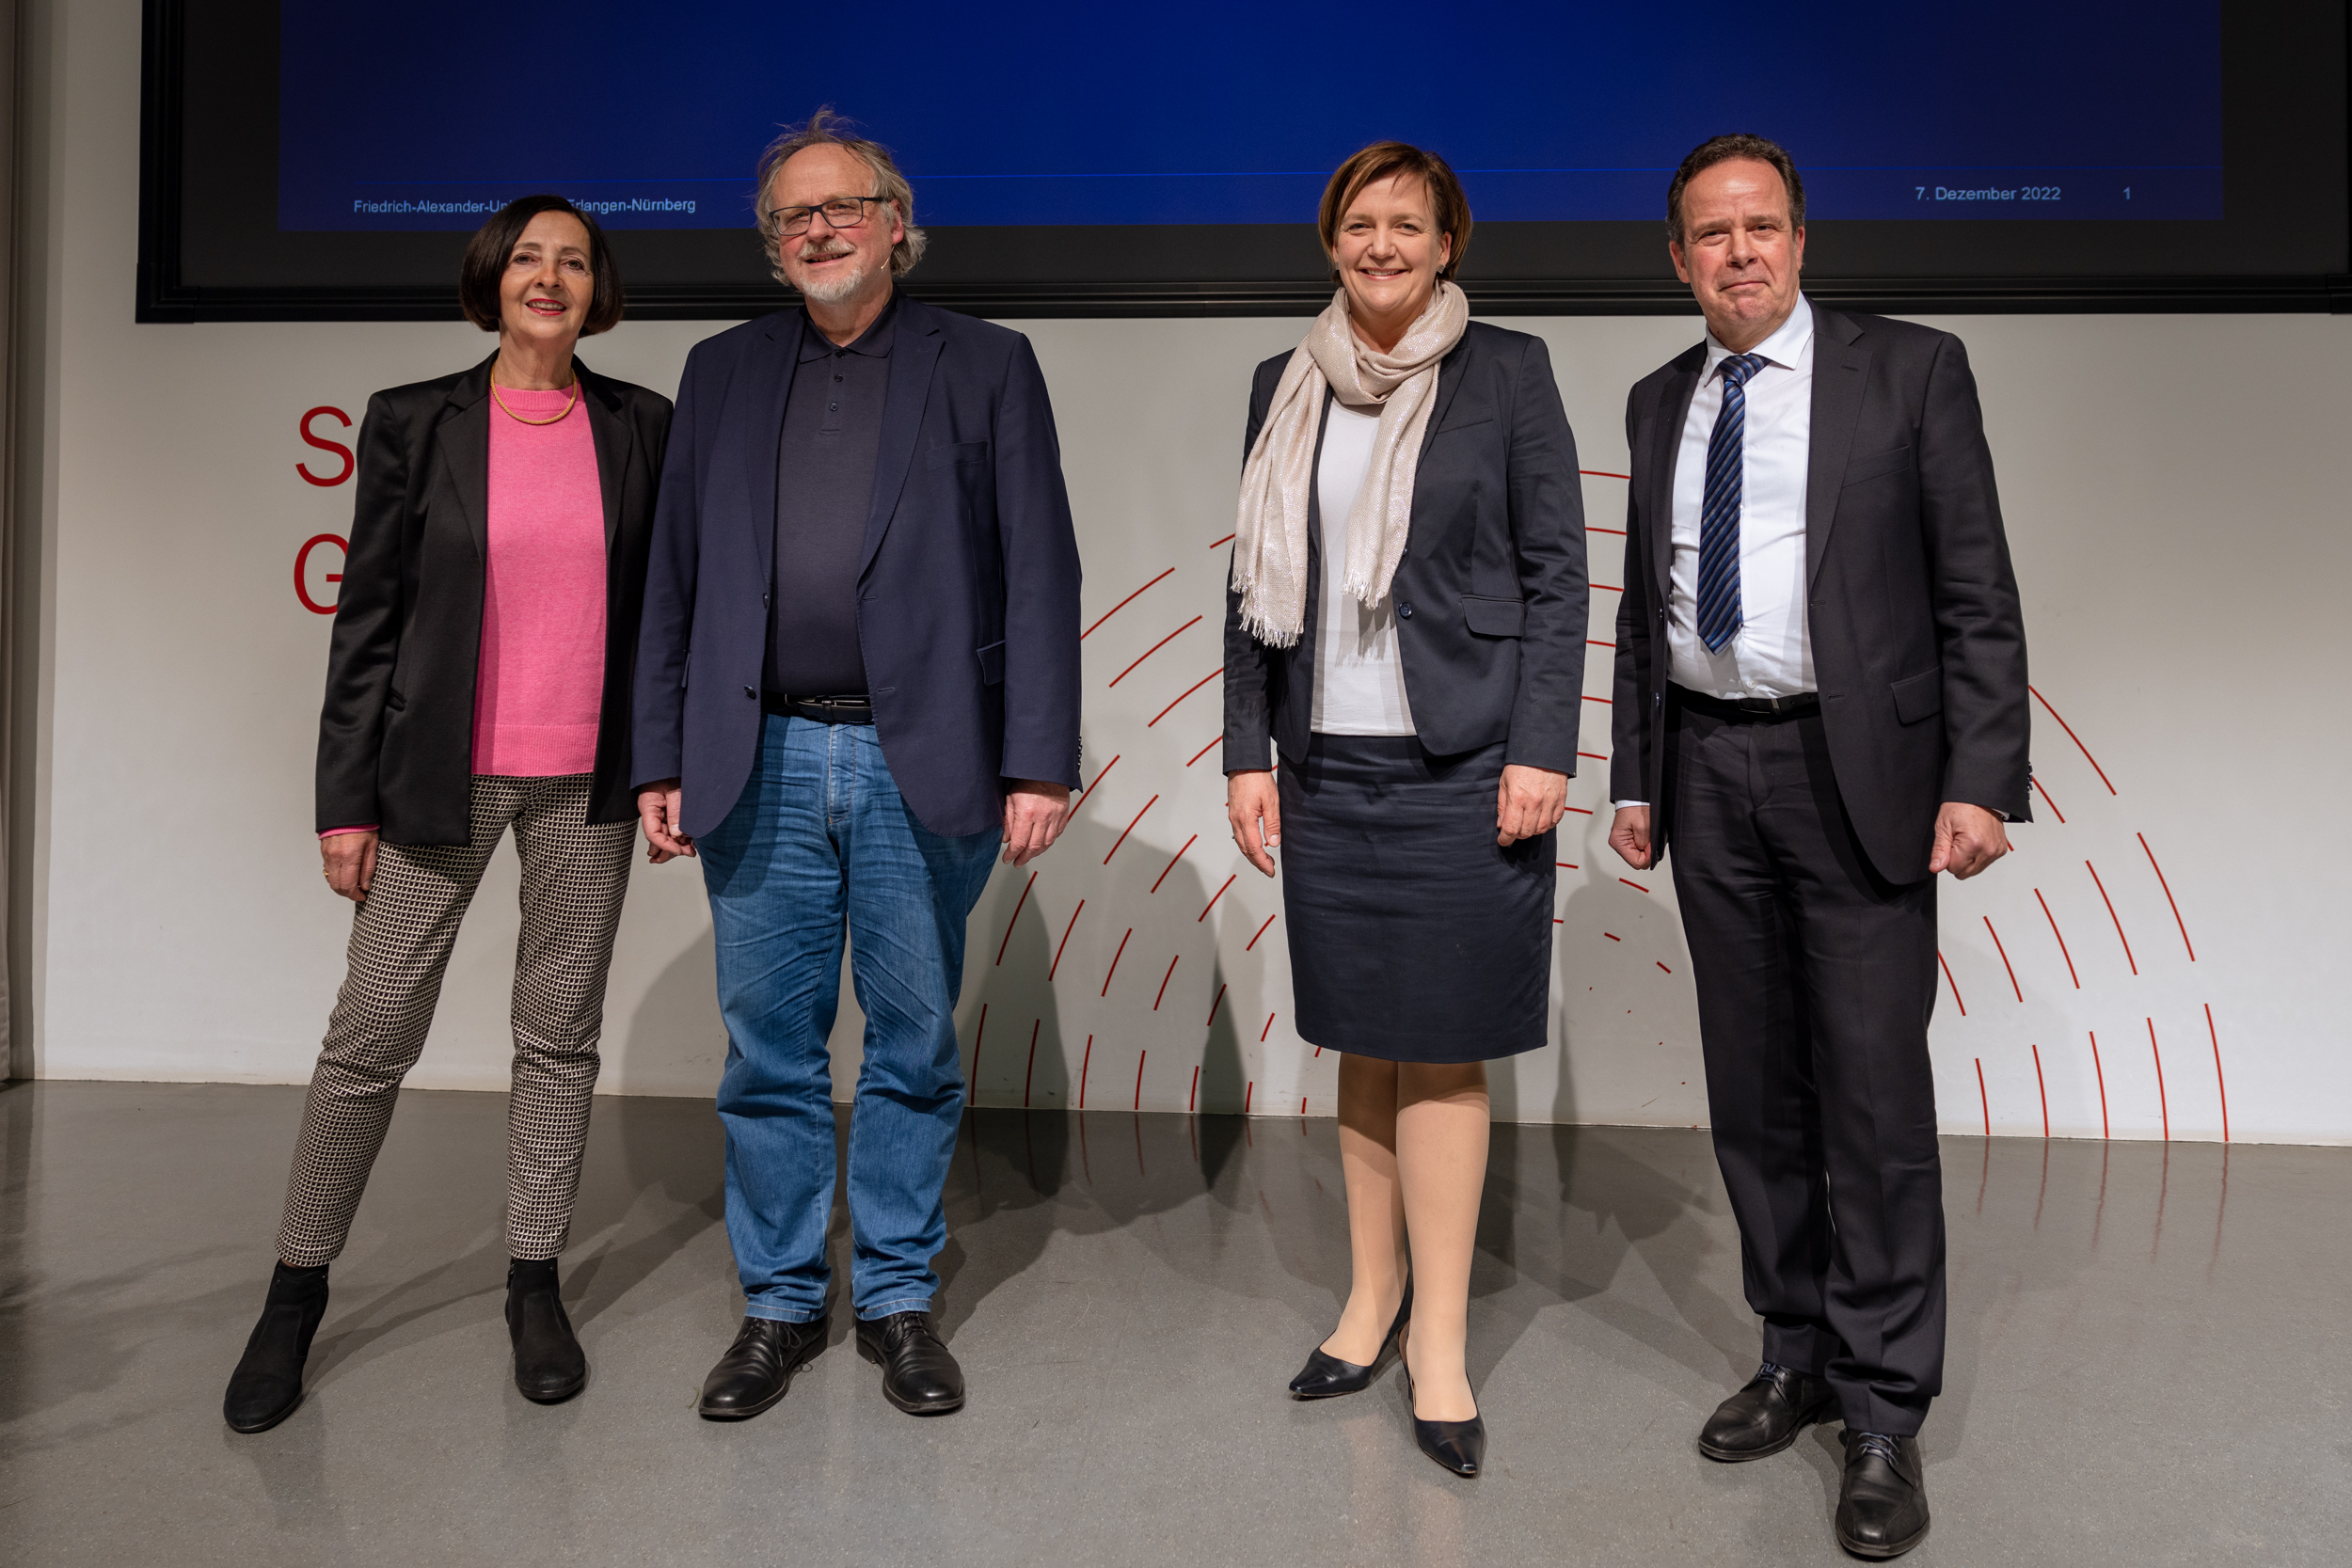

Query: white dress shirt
[1311,401,1415,736]
[1669,293,1816,700]
[1614,295,1815,811]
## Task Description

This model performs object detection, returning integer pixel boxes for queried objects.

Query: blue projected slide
[278,2,2222,232]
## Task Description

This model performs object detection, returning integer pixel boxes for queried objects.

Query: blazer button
[743,686,755,698]
[1398,602,1414,619]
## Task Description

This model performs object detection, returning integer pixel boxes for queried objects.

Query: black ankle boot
[223,1262,329,1433]
[506,1258,587,1402]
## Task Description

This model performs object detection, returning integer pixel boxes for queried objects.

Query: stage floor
[1,1081,2343,1565]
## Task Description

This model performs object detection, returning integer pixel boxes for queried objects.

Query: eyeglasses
[769,196,890,238]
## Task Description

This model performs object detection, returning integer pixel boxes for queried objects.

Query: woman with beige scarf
[1221,143,1588,1477]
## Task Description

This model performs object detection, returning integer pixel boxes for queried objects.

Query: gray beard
[793,254,870,305]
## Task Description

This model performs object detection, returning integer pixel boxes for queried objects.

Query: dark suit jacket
[1609,303,2031,884]
[632,295,1083,840]
[316,355,673,844]
[1223,323,1588,771]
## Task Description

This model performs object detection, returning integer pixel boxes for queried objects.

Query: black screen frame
[140,0,2352,323]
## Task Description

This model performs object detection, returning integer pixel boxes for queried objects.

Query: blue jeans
[698,714,998,1322]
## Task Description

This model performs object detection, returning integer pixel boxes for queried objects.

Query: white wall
[17,0,2352,1144]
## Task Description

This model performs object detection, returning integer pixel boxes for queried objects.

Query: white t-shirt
[1311,401,1416,736]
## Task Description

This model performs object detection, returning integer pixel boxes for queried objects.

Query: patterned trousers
[275,775,636,1266]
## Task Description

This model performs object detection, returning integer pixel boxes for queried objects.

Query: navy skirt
[1278,734,1555,1064]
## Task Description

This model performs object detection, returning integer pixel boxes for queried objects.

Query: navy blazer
[633,295,1083,840]
[1609,304,2031,884]
[1223,322,1588,773]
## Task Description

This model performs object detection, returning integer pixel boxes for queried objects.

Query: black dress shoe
[1698,1360,1836,1461]
[1836,1431,1931,1560]
[855,1311,965,1416]
[506,1258,586,1403]
[1289,1281,1413,1399]
[1403,1351,1485,1477]
[223,1261,330,1433]
[697,1315,828,1421]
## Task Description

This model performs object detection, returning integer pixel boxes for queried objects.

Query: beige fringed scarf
[1231,281,1470,646]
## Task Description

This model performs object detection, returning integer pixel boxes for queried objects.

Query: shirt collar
[799,291,899,362]
[1704,292,1813,379]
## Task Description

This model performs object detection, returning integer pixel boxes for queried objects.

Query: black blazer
[1223,322,1588,772]
[317,355,674,844]
[1609,304,2031,884]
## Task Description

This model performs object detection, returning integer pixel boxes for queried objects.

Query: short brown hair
[1666,135,1806,245]
[754,107,927,285]
[1317,142,1472,282]
[458,196,625,336]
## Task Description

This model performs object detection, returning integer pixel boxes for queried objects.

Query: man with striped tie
[1607,135,2030,1560]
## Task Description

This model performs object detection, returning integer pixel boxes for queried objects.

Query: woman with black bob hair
[222,196,672,1432]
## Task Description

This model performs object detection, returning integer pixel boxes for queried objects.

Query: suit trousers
[1665,699,1945,1436]
[275,775,636,1267]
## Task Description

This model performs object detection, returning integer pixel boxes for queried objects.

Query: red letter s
[298,406,354,486]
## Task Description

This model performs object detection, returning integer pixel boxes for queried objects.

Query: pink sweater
[471,383,607,777]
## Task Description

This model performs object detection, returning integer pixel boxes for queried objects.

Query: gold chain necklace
[489,374,580,426]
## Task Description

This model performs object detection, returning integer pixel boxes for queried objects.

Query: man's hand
[1497,765,1568,846]
[321,830,379,902]
[1227,769,1279,877]
[1930,801,2010,879]
[637,780,694,863]
[1003,780,1073,866]
[1609,805,1652,870]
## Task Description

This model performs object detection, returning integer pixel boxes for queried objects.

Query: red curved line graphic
[1109,616,1201,688]
[1049,899,1085,981]
[2030,1043,2050,1138]
[1078,1034,1094,1109]
[1209,532,1235,549]
[994,872,1036,966]
[1604,932,1621,942]
[1104,795,1159,863]
[1579,469,1632,480]
[2030,774,2065,824]
[1578,751,1610,762]
[1583,695,1613,705]
[1186,734,1223,767]
[1975,1058,1989,1136]
[2029,686,2118,795]
[1082,567,1174,639]
[2090,1031,2109,1140]
[1188,1064,1200,1113]
[2147,1018,2169,1142]
[1152,834,1197,894]
[1199,874,1236,922]
[1135,1050,1148,1111]
[2035,889,2080,989]
[1620,878,1648,892]
[1153,954,1179,1011]
[1075,753,1120,808]
[1025,1021,1041,1108]
[1151,667,1224,726]
[1204,982,1227,1027]
[1260,1012,1276,1042]
[1938,952,1966,1016]
[1101,927,1132,996]
[1985,916,2023,1003]
[969,1004,987,1090]
[1656,960,1672,974]
[1245,1081,1254,1113]
[2085,860,2137,975]
[2137,832,2195,961]
[1593,583,1623,594]
[2206,1004,2229,1144]
[1246,912,1278,951]
[1589,527,1627,537]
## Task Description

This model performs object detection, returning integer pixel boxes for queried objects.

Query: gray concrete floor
[0,1081,2344,1566]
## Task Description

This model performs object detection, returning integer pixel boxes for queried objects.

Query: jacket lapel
[575,358,628,552]
[1650,346,1705,601]
[857,298,946,578]
[1402,337,1471,559]
[437,354,497,562]
[1804,305,1869,589]
[743,312,804,585]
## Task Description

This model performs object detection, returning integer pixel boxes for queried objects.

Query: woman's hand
[1227,770,1281,877]
[637,780,694,863]
[321,830,379,902]
[1496,765,1567,846]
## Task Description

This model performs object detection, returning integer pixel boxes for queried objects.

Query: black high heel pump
[1401,1328,1486,1477]
[1287,1281,1413,1399]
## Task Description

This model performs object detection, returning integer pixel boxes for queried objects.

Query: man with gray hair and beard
[632,110,1083,1421]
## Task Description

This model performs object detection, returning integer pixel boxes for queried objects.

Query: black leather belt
[1671,685,1820,722]
[762,692,874,724]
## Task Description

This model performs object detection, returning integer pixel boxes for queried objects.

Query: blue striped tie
[1697,352,1768,654]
